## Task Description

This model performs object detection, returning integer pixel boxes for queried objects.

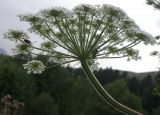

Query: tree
[152,106,160,115]
[152,72,160,96]
[0,56,35,102]
[5,4,155,115]
[127,77,141,95]
[26,92,58,115]
[68,77,95,115]
[105,79,144,112]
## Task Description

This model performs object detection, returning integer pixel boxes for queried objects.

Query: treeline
[0,54,160,115]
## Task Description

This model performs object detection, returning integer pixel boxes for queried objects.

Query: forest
[0,54,160,115]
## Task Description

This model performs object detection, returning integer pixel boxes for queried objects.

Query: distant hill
[119,70,158,80]
[132,71,158,80]
[0,48,7,55]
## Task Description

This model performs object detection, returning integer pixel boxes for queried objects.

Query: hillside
[123,71,158,80]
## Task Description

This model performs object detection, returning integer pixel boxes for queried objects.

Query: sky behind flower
[0,0,160,72]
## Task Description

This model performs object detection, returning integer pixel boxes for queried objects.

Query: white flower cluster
[73,4,98,17]
[139,30,156,45]
[12,44,32,55]
[53,7,74,18]
[23,60,46,74]
[41,41,55,50]
[74,4,96,12]
[4,30,29,42]
[101,4,122,13]
[126,27,156,44]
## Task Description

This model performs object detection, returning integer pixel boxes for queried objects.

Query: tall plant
[146,0,160,10]
[5,4,155,115]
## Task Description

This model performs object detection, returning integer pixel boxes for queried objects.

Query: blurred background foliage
[0,54,160,115]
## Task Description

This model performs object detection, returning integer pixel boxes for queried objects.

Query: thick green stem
[80,60,144,115]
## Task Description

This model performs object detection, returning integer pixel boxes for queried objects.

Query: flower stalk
[80,59,143,115]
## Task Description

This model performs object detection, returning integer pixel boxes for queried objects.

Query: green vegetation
[0,54,160,115]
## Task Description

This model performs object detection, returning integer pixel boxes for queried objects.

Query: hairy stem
[80,60,144,115]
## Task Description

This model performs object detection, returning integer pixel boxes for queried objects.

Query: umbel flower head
[12,44,32,55]
[4,4,155,73]
[4,4,155,115]
[23,60,46,74]
[5,4,155,66]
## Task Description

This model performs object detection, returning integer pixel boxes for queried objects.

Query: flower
[41,41,56,50]
[4,30,29,42]
[12,44,32,54]
[23,60,46,74]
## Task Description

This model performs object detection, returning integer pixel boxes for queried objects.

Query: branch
[85,15,105,52]
[98,36,128,53]
[95,54,129,59]
[54,18,81,55]
[18,38,76,58]
[85,15,94,51]
[46,59,78,68]
[61,18,82,55]
[27,51,77,59]
[33,21,77,56]
[96,28,123,50]
[97,40,142,57]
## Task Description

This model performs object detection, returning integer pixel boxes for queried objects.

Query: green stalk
[80,59,144,115]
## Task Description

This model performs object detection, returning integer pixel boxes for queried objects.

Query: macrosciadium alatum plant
[5,4,155,115]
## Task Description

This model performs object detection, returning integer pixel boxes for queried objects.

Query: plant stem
[80,60,144,115]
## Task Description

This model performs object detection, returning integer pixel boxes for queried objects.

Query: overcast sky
[0,0,160,73]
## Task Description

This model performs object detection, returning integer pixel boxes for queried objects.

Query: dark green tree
[139,75,159,114]
[105,79,144,113]
[152,105,160,115]
[152,72,160,96]
[127,77,141,95]
[0,56,35,102]
[26,92,58,115]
